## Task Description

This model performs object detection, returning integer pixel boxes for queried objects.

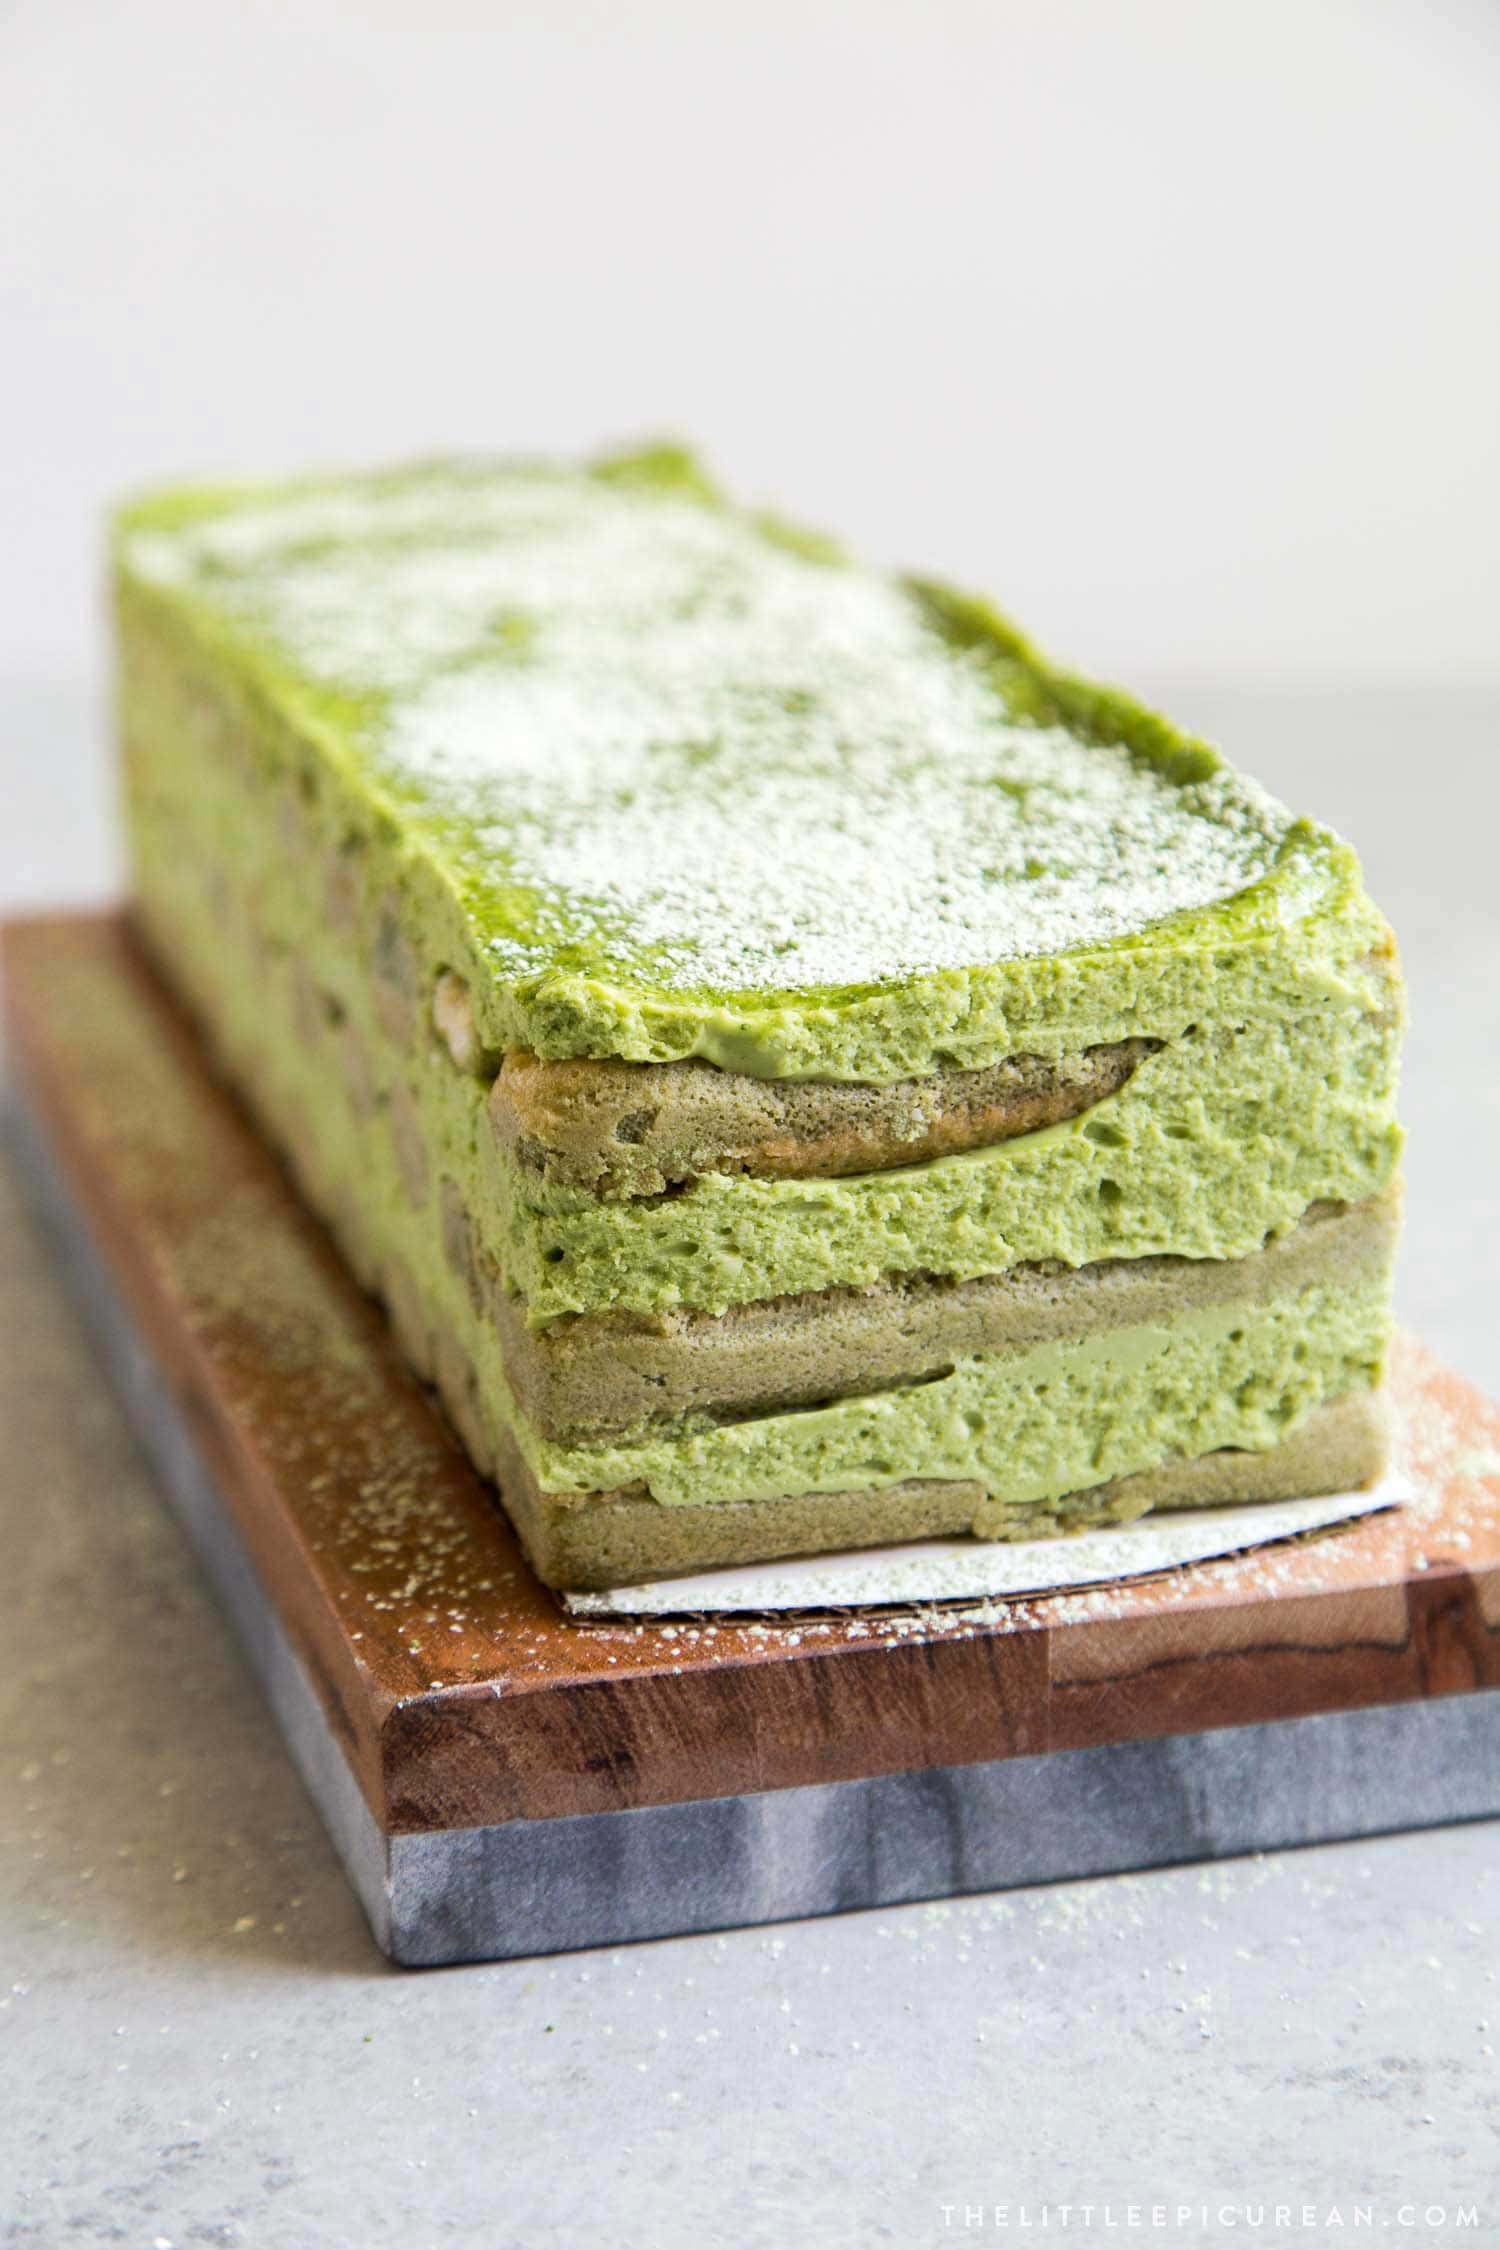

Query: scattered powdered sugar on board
[561,1481,1407,1618]
[121,464,1293,995]
[561,1338,1500,1652]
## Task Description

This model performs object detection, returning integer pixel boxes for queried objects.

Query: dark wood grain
[6,912,1499,1836]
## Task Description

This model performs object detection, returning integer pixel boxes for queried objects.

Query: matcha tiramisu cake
[113,447,1404,1590]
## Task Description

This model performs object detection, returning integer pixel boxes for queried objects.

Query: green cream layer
[114,448,1393,1085]
[501,1009,1400,1322]
[513,1279,1388,1511]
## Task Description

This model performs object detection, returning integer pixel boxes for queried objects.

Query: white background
[4,0,1499,689]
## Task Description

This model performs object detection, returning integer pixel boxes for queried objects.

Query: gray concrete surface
[2,684,1498,2244]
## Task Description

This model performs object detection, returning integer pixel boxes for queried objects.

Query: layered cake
[112,447,1404,1590]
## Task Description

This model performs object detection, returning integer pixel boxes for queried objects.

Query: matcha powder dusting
[120,464,1293,999]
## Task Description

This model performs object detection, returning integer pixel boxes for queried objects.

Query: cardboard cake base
[5,914,1500,1967]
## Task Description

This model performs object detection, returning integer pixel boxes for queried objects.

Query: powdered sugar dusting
[562,1481,1407,1617]
[123,463,1293,995]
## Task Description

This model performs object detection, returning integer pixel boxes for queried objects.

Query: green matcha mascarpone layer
[111,446,1383,1084]
[512,1277,1389,1512]
[496,1006,1401,1322]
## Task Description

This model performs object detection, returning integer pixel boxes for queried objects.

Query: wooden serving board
[5,912,1500,1965]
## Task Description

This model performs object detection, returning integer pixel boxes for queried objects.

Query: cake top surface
[115,448,1364,1078]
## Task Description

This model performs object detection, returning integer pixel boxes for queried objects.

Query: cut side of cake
[112,446,1405,1590]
